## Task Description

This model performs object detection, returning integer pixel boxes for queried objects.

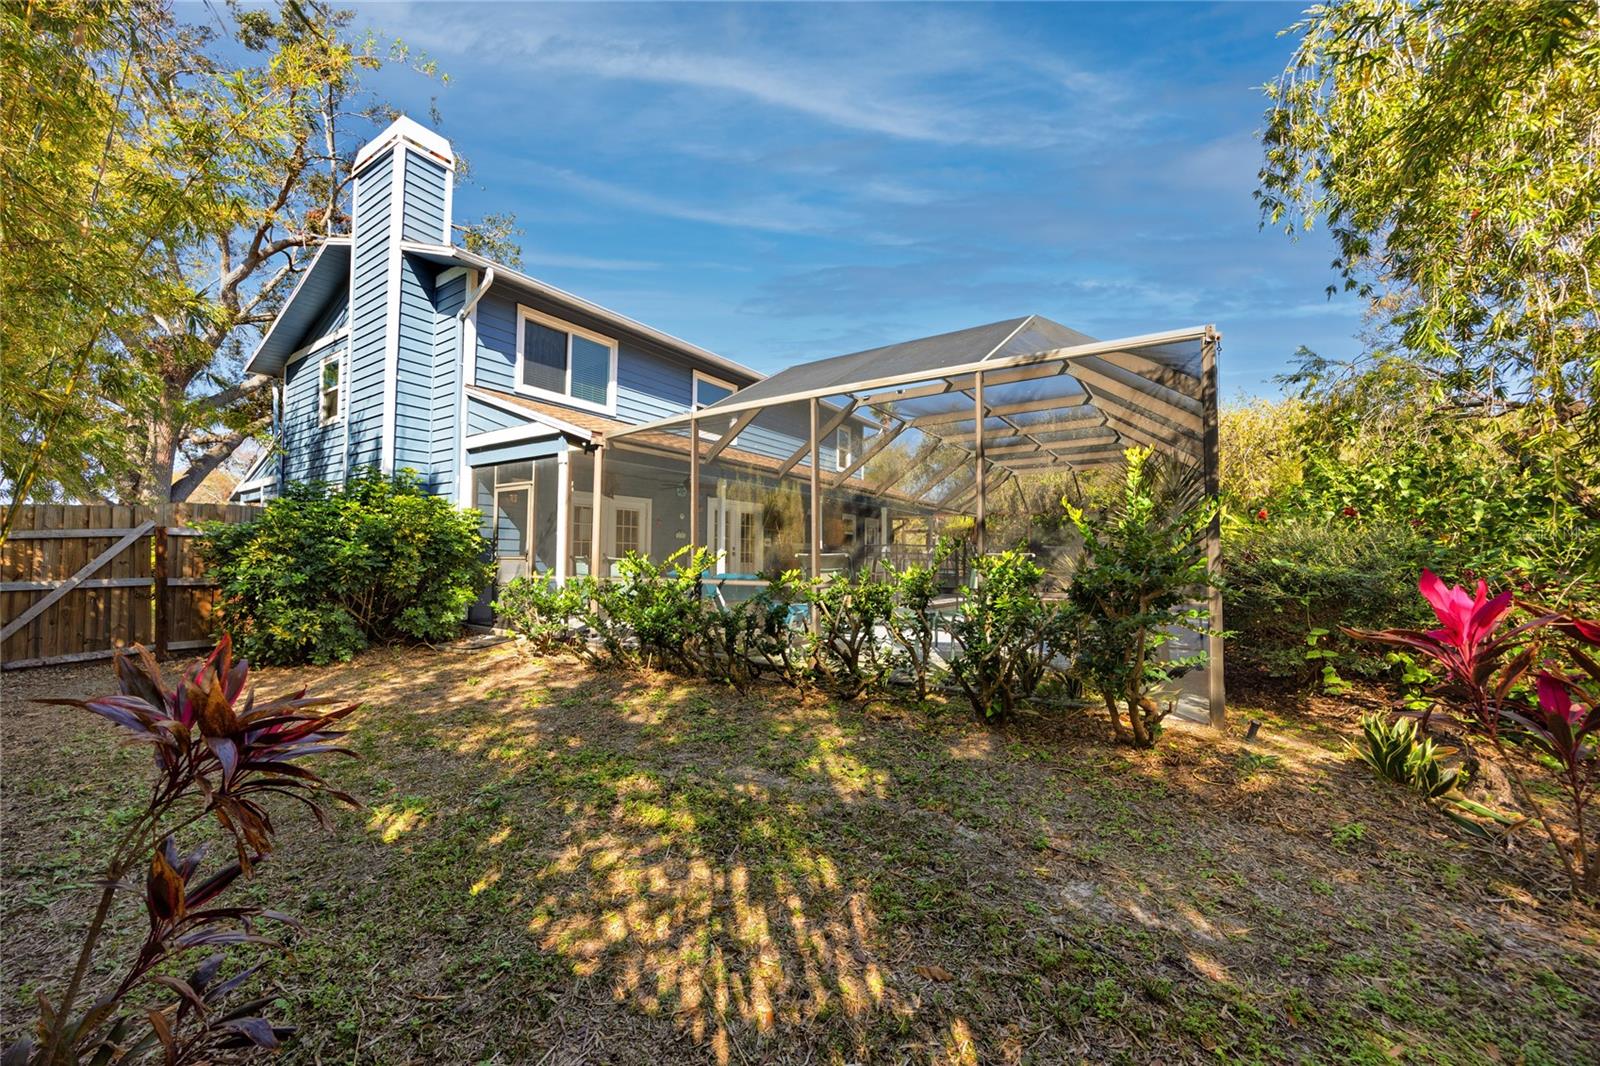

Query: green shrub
[698,582,809,690]
[1223,518,1439,686]
[885,544,953,702]
[1065,447,1214,747]
[201,469,491,665]
[1351,713,1465,799]
[809,569,897,698]
[949,548,1061,720]
[593,547,714,673]
[494,575,586,653]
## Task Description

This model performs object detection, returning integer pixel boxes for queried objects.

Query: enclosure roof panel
[610,320,1216,481]
[714,315,1097,411]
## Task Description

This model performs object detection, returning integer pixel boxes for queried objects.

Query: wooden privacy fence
[1,504,259,670]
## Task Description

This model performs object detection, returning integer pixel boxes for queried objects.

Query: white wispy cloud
[519,164,853,236]
[368,3,1133,149]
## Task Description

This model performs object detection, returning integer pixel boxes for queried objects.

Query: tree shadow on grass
[6,645,1599,1064]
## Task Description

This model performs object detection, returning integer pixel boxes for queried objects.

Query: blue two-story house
[234,117,897,597]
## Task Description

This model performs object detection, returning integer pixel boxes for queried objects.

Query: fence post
[153,504,170,659]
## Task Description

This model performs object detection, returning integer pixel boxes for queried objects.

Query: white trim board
[463,422,565,450]
[283,325,351,370]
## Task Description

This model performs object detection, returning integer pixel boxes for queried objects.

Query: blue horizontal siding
[394,256,434,477]
[283,336,347,485]
[401,152,448,243]
[466,394,534,436]
[473,292,518,392]
[431,271,466,498]
[616,342,690,423]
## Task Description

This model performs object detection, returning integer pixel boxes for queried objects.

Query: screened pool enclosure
[561,315,1227,724]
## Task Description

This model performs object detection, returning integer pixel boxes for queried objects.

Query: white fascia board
[463,422,566,450]
[354,114,454,174]
[243,237,351,377]
[400,241,764,386]
[465,386,596,442]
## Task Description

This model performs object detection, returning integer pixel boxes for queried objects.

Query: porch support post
[590,439,605,580]
[1201,329,1226,729]
[689,414,700,553]
[809,397,822,629]
[715,477,727,574]
[974,370,987,556]
[554,450,570,583]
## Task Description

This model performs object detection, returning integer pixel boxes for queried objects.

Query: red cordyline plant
[4,637,358,1066]
[1349,570,1600,897]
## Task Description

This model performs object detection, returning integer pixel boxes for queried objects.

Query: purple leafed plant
[1348,570,1599,897]
[4,636,358,1066]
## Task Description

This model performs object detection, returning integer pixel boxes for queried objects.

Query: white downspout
[455,266,493,507]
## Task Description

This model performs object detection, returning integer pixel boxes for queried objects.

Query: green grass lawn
[4,644,1597,1064]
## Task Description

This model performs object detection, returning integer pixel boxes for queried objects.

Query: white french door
[706,498,763,575]
[571,493,652,575]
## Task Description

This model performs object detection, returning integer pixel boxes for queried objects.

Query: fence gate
[1,504,258,670]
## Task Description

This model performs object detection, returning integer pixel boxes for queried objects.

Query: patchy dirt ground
[3,645,1598,1064]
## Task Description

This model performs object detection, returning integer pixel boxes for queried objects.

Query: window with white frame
[693,371,737,440]
[692,371,736,410]
[318,353,342,425]
[516,306,617,413]
[571,503,593,566]
[835,426,854,471]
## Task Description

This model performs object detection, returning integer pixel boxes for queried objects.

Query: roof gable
[244,239,351,376]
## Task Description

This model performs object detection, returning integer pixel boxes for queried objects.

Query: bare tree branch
[169,416,268,501]
[197,372,274,413]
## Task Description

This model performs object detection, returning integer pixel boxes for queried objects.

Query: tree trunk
[1104,691,1130,742]
[147,415,177,506]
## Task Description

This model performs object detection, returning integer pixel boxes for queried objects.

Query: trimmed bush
[809,569,897,698]
[202,469,491,665]
[1064,447,1214,747]
[494,575,587,653]
[949,548,1062,721]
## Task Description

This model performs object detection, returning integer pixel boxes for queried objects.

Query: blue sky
[350,1,1362,398]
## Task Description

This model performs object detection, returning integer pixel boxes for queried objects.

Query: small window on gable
[693,371,736,410]
[693,371,738,440]
[835,426,854,472]
[318,354,341,425]
[517,307,617,413]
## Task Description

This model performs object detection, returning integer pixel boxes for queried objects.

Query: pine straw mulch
[3,644,1598,1065]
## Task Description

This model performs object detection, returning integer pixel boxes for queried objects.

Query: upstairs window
[835,426,854,471]
[693,371,737,439]
[318,354,342,425]
[516,306,617,413]
[692,371,735,410]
